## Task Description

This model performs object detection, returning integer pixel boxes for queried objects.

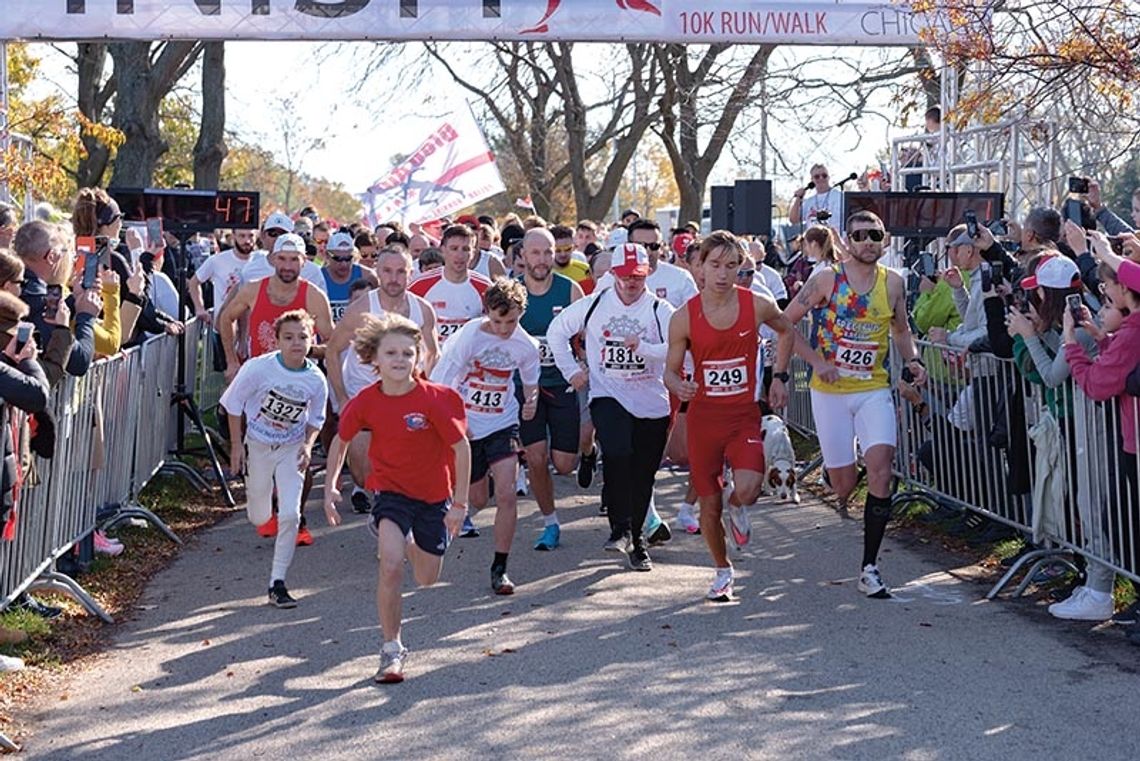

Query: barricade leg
[157,460,213,494]
[0,732,19,752]
[100,505,182,546]
[985,548,1074,600]
[27,571,113,624]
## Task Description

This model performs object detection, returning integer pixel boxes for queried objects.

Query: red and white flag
[362,109,506,226]
[515,195,535,210]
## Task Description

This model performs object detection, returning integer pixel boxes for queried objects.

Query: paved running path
[23,470,1140,759]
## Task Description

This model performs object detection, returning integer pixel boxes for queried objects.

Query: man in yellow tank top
[782,211,927,598]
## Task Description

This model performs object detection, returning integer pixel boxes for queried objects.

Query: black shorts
[519,384,580,453]
[371,491,450,557]
[470,425,521,483]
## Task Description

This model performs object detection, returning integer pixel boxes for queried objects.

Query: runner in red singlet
[220,233,335,380]
[664,231,797,602]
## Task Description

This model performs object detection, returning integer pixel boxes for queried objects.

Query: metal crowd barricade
[781,328,1140,598]
[0,330,198,621]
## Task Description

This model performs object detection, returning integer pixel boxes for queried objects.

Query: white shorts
[810,388,897,468]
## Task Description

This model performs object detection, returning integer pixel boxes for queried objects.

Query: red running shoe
[256,515,278,538]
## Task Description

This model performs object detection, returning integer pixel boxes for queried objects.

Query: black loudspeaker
[732,179,772,236]
[710,185,734,231]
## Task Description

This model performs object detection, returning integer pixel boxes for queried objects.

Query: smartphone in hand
[964,210,978,238]
[1066,293,1084,324]
[43,284,62,321]
[145,217,164,250]
[14,322,32,354]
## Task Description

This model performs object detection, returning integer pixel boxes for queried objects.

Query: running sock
[862,493,892,568]
[492,552,509,572]
[543,512,560,527]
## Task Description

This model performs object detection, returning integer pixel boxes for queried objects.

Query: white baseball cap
[605,227,628,250]
[273,232,306,254]
[327,231,355,253]
[263,211,294,233]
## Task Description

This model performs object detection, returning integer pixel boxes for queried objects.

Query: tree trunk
[193,42,227,190]
[108,41,202,188]
[656,44,772,224]
[75,43,113,188]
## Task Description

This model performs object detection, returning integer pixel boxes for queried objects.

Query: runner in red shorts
[665,230,796,601]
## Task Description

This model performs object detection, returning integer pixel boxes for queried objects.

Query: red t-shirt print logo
[522,0,662,34]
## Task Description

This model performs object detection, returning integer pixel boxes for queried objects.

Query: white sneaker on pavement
[1048,586,1113,621]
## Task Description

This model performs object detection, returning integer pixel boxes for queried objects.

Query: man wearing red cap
[547,242,674,572]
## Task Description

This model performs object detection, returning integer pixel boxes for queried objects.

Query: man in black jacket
[12,221,102,379]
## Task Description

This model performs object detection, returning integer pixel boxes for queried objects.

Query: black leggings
[590,397,670,545]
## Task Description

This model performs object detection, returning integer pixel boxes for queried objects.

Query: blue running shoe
[461,515,480,538]
[534,524,561,551]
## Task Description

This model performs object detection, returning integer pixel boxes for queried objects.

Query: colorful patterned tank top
[809,264,892,394]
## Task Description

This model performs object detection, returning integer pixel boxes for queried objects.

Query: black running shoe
[268,580,297,609]
[647,520,672,547]
[628,545,652,572]
[350,489,371,514]
[14,593,62,619]
[577,449,597,489]
[491,567,515,595]
[1111,600,1140,626]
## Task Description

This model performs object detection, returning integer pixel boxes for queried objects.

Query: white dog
[761,415,799,504]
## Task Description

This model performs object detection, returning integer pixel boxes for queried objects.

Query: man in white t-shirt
[189,228,257,323]
[429,279,540,596]
[790,164,846,233]
[239,212,328,293]
[409,225,491,344]
[547,243,675,572]
[595,218,698,541]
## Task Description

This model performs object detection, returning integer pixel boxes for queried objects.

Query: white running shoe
[515,467,529,496]
[376,642,409,683]
[723,487,751,548]
[706,568,734,602]
[676,503,700,534]
[1048,586,1113,621]
[857,564,890,598]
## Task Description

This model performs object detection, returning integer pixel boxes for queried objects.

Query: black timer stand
[167,224,235,508]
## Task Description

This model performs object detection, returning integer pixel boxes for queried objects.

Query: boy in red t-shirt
[324,313,471,684]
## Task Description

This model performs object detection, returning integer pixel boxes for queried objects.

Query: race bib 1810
[601,339,645,378]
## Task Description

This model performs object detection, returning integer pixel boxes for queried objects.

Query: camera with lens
[815,209,832,223]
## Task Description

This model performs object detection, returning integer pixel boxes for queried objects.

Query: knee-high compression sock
[492,552,509,573]
[862,494,892,568]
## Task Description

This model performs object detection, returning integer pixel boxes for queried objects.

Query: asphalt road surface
[22,469,1140,760]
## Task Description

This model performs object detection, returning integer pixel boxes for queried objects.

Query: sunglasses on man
[329,254,354,263]
[849,229,885,243]
[265,228,287,238]
[638,242,662,252]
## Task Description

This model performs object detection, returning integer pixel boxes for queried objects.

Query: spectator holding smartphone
[12,221,101,382]
[72,188,182,346]
[1063,230,1140,636]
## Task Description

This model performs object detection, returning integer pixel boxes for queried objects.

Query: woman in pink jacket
[1063,229,1140,635]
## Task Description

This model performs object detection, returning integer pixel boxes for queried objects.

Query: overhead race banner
[2,1,985,46]
[361,109,506,226]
